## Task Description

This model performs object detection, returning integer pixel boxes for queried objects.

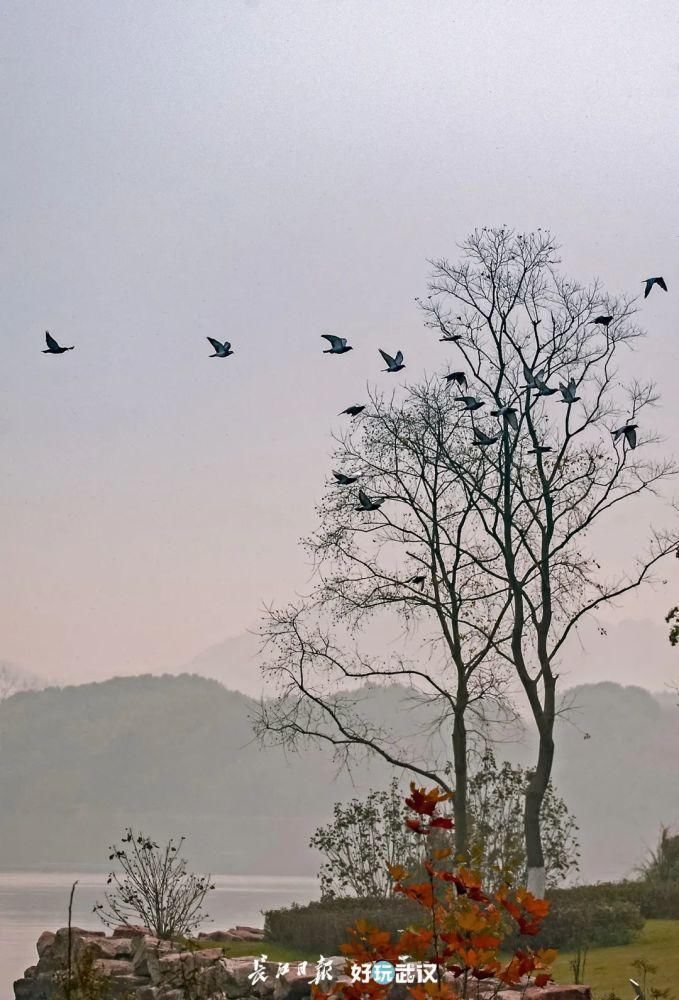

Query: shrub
[93,829,215,939]
[309,779,421,899]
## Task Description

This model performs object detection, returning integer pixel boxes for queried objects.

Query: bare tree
[256,227,678,897]
[94,829,214,939]
[256,376,520,860]
[419,227,678,894]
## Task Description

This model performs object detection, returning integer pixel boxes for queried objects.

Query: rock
[36,933,55,959]
[136,988,161,1000]
[112,924,150,938]
[14,971,58,1000]
[74,936,136,961]
[132,935,174,980]
[91,958,136,978]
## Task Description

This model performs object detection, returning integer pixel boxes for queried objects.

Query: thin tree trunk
[524,725,554,898]
[452,704,469,860]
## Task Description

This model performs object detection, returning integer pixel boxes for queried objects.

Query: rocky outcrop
[14,927,592,1000]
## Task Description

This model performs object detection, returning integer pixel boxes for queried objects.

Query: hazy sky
[2,0,679,683]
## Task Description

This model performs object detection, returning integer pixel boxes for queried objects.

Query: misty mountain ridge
[171,614,679,700]
[0,672,677,887]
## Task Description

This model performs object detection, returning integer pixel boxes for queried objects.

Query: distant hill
[171,615,679,699]
[0,674,677,884]
[0,661,48,699]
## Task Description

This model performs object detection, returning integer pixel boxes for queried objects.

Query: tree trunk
[452,705,469,860]
[524,727,554,898]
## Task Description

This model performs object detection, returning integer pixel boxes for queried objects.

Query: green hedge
[264,887,648,954]
[547,880,679,920]
[505,898,644,950]
[264,896,421,954]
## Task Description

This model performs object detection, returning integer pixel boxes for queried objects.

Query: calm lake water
[0,872,318,996]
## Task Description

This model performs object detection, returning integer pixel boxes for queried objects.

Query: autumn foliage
[313,784,557,1000]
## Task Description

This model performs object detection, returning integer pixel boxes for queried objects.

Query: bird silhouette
[406,575,426,589]
[322,334,353,354]
[490,404,519,431]
[528,445,553,455]
[333,470,360,485]
[339,405,366,417]
[456,395,484,411]
[442,371,468,392]
[439,333,463,343]
[533,372,558,396]
[643,276,667,298]
[612,423,638,449]
[593,315,613,327]
[473,427,501,447]
[355,489,385,512]
[207,337,233,358]
[43,331,74,354]
[558,378,580,404]
[521,364,544,389]
[379,349,405,373]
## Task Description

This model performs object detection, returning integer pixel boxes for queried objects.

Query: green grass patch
[549,919,679,999]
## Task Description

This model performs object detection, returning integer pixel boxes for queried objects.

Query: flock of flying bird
[40,274,668,527]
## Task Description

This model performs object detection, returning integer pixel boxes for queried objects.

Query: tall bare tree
[256,227,678,896]
[419,227,678,894]
[256,380,519,860]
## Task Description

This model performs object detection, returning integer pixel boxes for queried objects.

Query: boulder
[36,933,55,959]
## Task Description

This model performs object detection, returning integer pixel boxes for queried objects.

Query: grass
[549,920,679,999]
[187,920,679,997]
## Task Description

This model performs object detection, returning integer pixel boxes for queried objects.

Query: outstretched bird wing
[394,351,404,366]
[45,331,60,351]
[379,349,396,367]
[207,337,223,351]
[321,334,343,349]
[657,277,668,292]
[626,426,637,448]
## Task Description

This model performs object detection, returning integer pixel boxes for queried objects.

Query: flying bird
[442,371,468,392]
[333,470,360,485]
[207,337,233,358]
[558,378,580,404]
[473,427,501,447]
[593,315,613,327]
[355,489,385,512]
[521,365,544,389]
[528,445,553,455]
[456,395,484,411]
[339,405,366,417]
[406,575,426,590]
[533,372,558,396]
[379,349,405,373]
[439,332,463,343]
[612,423,638,449]
[322,334,353,354]
[490,404,519,432]
[43,331,74,354]
[643,276,667,298]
